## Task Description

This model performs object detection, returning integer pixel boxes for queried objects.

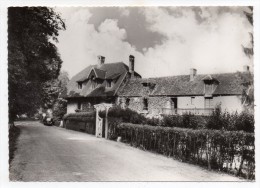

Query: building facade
[64,55,252,115]
[64,55,141,114]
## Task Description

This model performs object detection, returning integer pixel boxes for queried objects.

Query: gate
[94,103,113,139]
[96,114,103,138]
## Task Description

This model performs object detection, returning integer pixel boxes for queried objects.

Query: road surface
[10,121,243,182]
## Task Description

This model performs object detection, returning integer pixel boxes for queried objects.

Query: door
[96,116,103,138]
[171,98,178,114]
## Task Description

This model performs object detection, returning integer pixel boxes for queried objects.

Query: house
[64,55,252,116]
[64,55,141,113]
[117,66,253,115]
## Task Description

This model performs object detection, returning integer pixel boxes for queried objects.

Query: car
[43,116,54,126]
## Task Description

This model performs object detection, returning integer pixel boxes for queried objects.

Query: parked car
[43,116,54,126]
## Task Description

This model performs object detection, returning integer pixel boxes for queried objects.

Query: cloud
[56,8,141,77]
[56,7,253,79]
[119,8,130,17]
[139,7,253,77]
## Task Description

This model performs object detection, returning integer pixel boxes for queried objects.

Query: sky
[55,6,253,79]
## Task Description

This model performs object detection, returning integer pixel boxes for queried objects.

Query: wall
[116,95,243,115]
[64,120,95,135]
[119,96,206,114]
[148,97,170,114]
[117,97,143,112]
[178,96,205,109]
[213,95,243,113]
[67,101,78,114]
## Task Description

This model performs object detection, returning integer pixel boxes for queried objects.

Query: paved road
[10,121,242,182]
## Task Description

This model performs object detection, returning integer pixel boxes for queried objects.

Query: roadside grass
[9,124,21,165]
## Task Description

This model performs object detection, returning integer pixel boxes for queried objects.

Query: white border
[1,1,259,188]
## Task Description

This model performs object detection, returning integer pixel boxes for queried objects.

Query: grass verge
[9,124,21,165]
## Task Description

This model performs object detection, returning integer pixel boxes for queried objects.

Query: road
[10,121,242,182]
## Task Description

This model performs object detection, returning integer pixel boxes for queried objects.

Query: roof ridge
[141,72,242,80]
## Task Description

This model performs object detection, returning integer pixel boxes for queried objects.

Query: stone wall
[118,95,243,115]
[148,97,170,114]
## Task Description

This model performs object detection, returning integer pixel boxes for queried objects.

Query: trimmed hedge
[115,123,255,179]
[63,112,96,135]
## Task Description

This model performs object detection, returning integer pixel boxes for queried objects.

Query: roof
[64,62,141,98]
[118,72,253,97]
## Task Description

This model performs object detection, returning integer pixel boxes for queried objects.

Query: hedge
[115,123,255,179]
[63,112,96,135]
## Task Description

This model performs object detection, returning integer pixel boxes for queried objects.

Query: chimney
[97,55,105,67]
[190,68,197,81]
[243,65,250,73]
[129,55,135,78]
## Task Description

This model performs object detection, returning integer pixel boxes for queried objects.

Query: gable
[64,62,140,98]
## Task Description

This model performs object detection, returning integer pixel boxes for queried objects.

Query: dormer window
[203,75,219,96]
[106,80,112,88]
[78,82,83,89]
[89,76,97,89]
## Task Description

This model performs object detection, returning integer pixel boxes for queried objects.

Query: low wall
[64,119,95,135]
[63,112,96,135]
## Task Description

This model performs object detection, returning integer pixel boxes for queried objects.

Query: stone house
[64,55,252,116]
[64,55,141,113]
[117,67,253,115]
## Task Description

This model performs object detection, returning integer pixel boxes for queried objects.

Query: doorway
[171,98,178,109]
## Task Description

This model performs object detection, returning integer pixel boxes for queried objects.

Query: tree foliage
[241,6,254,113]
[8,7,65,121]
[51,71,70,122]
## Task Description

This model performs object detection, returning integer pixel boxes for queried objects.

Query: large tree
[8,7,65,122]
[241,6,254,113]
[51,71,70,122]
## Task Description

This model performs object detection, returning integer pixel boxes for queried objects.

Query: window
[143,98,148,110]
[191,97,195,105]
[126,98,130,108]
[106,80,112,88]
[205,97,213,108]
[77,101,82,110]
[78,82,83,89]
[91,79,96,89]
[205,84,213,93]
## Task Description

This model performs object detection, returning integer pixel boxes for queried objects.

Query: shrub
[63,111,95,122]
[206,107,254,133]
[160,114,207,129]
[114,122,255,179]
[99,106,147,124]
[235,112,254,132]
[52,98,67,123]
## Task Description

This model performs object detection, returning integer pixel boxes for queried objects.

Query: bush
[52,99,67,123]
[206,108,254,133]
[99,106,147,124]
[63,111,95,122]
[160,114,207,129]
[114,123,255,179]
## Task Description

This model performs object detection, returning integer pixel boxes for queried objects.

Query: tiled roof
[118,72,253,97]
[64,62,140,98]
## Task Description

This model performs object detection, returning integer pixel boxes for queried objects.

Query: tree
[241,6,254,113]
[243,6,253,58]
[8,7,65,122]
[50,71,70,123]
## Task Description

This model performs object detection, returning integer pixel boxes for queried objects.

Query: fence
[114,123,255,179]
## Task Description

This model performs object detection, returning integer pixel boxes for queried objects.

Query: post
[105,108,108,139]
[95,108,99,137]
